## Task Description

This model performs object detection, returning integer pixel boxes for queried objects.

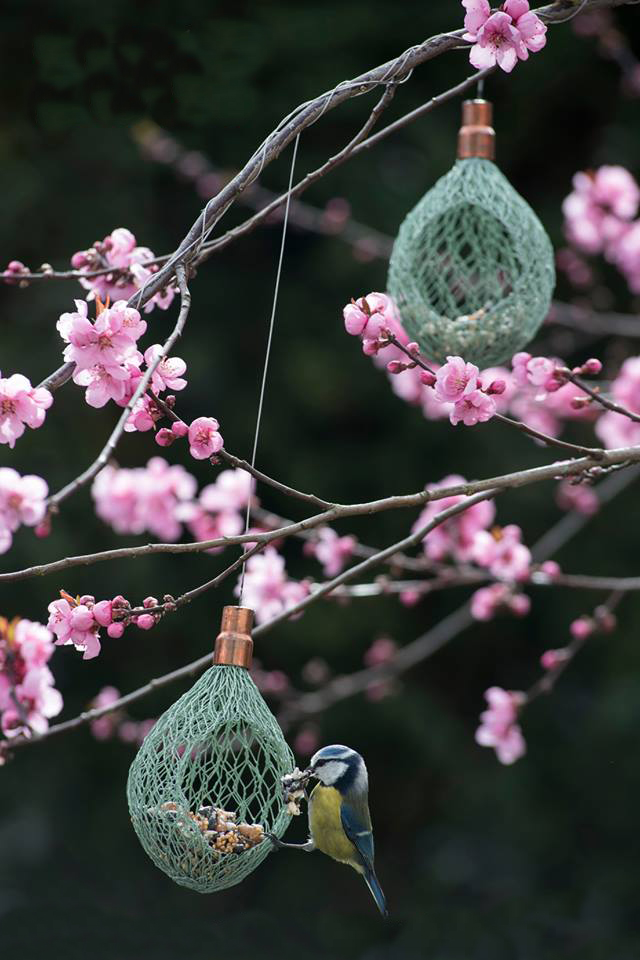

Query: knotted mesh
[127,665,294,892]
[387,158,555,367]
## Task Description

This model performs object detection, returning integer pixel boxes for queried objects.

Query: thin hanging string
[239,133,300,604]
[476,75,485,98]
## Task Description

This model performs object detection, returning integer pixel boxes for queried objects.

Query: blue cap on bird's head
[308,744,368,791]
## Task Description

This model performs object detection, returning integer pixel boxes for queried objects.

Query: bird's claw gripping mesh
[387,158,555,367]
[127,665,294,892]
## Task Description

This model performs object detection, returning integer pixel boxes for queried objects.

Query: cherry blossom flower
[188,417,224,460]
[293,725,321,756]
[471,583,530,621]
[450,388,497,426]
[47,598,102,660]
[475,686,526,764]
[412,475,495,563]
[92,457,197,540]
[143,344,188,393]
[472,524,532,581]
[236,547,310,625]
[469,11,521,72]
[305,527,357,577]
[71,227,177,312]
[0,616,63,739]
[363,636,397,667]
[434,356,480,403]
[595,356,640,448]
[0,468,48,554]
[556,479,599,516]
[562,166,640,257]
[0,374,52,448]
[504,0,547,59]
[463,1,546,73]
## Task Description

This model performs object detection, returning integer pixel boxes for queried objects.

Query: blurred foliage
[1,1,640,957]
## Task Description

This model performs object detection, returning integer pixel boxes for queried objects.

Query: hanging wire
[476,75,485,98]
[239,133,301,603]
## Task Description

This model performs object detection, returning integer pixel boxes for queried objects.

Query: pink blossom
[143,345,188,393]
[556,479,599,515]
[469,11,521,73]
[450,388,497,426]
[412,474,495,563]
[504,0,547,59]
[540,648,570,670]
[306,527,357,577]
[472,524,532,581]
[563,166,640,257]
[471,583,530,621]
[72,227,177,312]
[511,352,556,389]
[188,417,224,460]
[595,356,640,448]
[614,220,640,293]
[199,469,254,513]
[0,374,52,448]
[92,457,197,540]
[570,616,593,640]
[0,617,63,739]
[293,725,320,756]
[434,356,480,403]
[236,547,310,625]
[47,598,101,660]
[462,0,491,41]
[363,636,397,667]
[475,686,526,764]
[90,686,121,740]
[343,292,404,356]
[0,468,48,554]
[135,614,155,630]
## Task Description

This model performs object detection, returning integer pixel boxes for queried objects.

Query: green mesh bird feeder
[127,605,294,892]
[387,99,555,367]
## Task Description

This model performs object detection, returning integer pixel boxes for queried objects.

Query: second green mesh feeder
[387,99,555,367]
[127,606,293,892]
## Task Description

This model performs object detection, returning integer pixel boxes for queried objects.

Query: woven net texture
[387,158,555,367]
[127,665,294,892]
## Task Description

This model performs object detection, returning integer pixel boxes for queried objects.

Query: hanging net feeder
[387,99,555,367]
[126,606,294,892]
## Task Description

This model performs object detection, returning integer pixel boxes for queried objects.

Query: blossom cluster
[462,0,547,74]
[0,468,48,554]
[47,591,160,660]
[236,547,310,626]
[0,616,63,739]
[57,298,187,420]
[89,686,155,744]
[92,457,197,541]
[0,374,52,449]
[71,227,176,313]
[342,293,604,440]
[304,527,357,576]
[563,165,640,293]
[412,475,534,620]
[475,687,526,764]
[177,468,254,549]
[595,356,640,449]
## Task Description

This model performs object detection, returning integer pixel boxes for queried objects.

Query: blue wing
[340,800,374,870]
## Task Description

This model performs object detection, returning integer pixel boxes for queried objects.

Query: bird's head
[307,744,368,791]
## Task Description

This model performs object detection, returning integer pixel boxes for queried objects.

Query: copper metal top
[213,605,254,668]
[457,99,495,160]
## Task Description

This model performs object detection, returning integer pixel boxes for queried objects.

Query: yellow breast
[309,785,362,870]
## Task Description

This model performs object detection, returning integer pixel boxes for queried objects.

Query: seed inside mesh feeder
[154,801,265,855]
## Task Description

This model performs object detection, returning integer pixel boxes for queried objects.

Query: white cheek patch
[317,760,349,784]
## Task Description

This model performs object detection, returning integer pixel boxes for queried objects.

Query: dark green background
[1,2,640,957]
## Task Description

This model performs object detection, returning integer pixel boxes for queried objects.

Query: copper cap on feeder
[213,605,254,668]
[457,99,495,161]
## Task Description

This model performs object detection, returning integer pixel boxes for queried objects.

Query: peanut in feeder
[387,99,555,367]
[126,605,294,892]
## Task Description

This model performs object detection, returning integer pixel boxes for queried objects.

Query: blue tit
[274,744,387,917]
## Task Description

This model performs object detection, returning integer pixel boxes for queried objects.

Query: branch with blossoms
[3,0,640,768]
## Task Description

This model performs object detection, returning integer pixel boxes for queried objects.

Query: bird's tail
[363,867,388,918]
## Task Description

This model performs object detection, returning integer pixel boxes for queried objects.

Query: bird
[272,744,387,917]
